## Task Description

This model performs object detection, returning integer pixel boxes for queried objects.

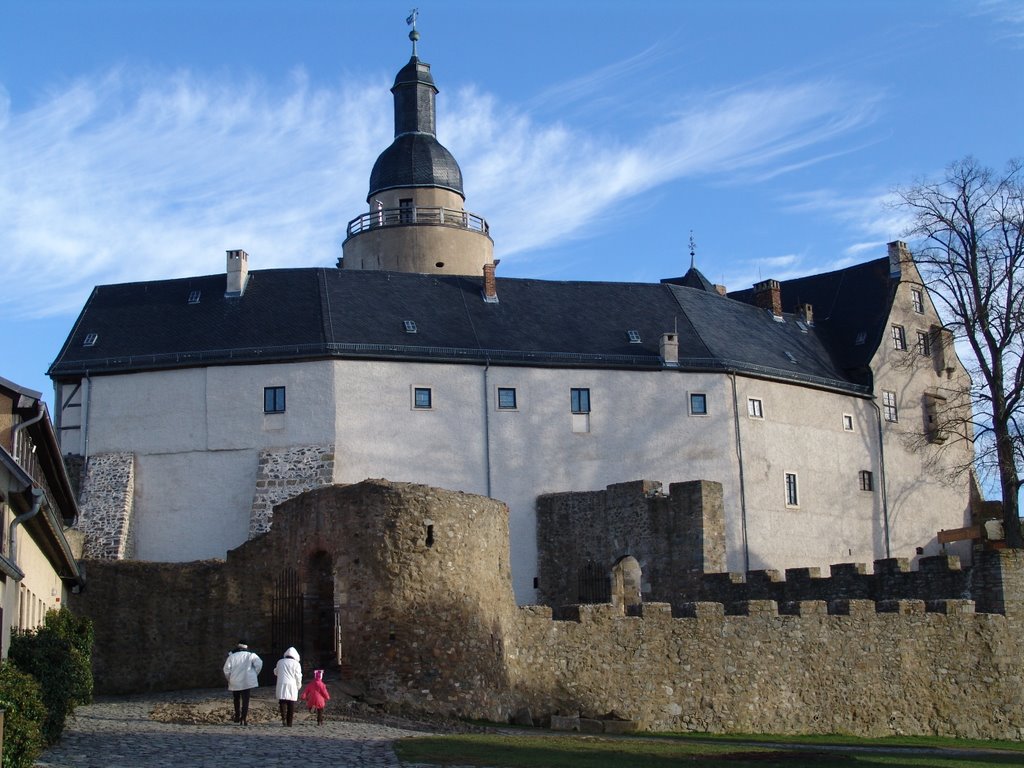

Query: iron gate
[271,567,304,657]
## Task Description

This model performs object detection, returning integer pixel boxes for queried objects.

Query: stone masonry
[70,480,1024,739]
[76,452,135,559]
[248,444,335,538]
[537,480,726,606]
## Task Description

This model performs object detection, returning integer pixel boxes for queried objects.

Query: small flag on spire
[406,8,419,26]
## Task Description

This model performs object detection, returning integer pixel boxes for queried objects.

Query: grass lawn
[394,732,1024,767]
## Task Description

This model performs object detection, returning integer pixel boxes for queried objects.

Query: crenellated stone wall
[68,481,1024,739]
[248,444,335,538]
[76,452,135,559]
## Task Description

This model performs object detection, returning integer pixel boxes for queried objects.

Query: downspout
[730,374,750,572]
[9,487,44,567]
[870,400,892,559]
[11,401,45,453]
[483,363,492,497]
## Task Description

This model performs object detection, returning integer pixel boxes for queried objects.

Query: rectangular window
[413,387,432,409]
[497,387,517,410]
[911,288,924,314]
[399,198,414,223]
[859,470,874,491]
[785,472,799,507]
[689,393,708,416]
[882,390,898,422]
[842,414,854,432]
[264,386,286,413]
[891,324,906,350]
[916,330,931,357]
[570,388,590,414]
[747,398,763,418]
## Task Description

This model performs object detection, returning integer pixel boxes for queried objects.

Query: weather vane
[689,230,697,270]
[406,8,420,56]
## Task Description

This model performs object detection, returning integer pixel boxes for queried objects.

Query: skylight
[83,333,98,347]
[785,351,797,363]
[855,331,867,345]
[187,290,201,304]
[627,330,641,344]
[403,320,418,334]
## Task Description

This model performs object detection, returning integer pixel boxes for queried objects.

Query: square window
[911,288,924,314]
[859,470,874,491]
[413,387,432,409]
[570,388,590,414]
[842,414,854,432]
[689,393,708,416]
[785,472,799,507]
[882,390,898,423]
[747,398,763,418]
[916,330,931,356]
[264,386,286,413]
[891,324,906,350]
[497,387,517,409]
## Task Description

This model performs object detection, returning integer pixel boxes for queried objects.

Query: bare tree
[896,157,1024,547]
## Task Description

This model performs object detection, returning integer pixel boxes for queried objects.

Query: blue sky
[2,0,1022,404]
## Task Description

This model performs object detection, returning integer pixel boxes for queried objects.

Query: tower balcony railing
[346,205,489,238]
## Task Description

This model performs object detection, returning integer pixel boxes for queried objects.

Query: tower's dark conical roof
[369,134,464,199]
[368,55,465,200]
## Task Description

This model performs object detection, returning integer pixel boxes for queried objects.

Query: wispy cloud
[1,64,878,318]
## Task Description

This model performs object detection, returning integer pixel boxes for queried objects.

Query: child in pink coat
[300,669,331,725]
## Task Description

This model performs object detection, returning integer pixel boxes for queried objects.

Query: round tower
[341,27,493,275]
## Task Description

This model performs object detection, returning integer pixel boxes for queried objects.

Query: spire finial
[689,230,697,270]
[406,8,420,56]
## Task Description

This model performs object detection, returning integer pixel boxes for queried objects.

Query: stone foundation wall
[77,452,135,559]
[248,444,335,538]
[69,481,1024,739]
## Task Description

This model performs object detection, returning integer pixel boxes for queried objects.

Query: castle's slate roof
[48,267,887,396]
[728,257,896,386]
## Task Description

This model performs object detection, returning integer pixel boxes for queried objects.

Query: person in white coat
[273,646,303,727]
[223,641,263,725]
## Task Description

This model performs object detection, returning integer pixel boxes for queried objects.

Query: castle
[49,30,980,605]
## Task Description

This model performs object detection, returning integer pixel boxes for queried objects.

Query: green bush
[9,608,94,745]
[0,661,46,768]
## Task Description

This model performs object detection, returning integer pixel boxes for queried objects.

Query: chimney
[714,284,727,296]
[660,332,679,367]
[888,240,910,278]
[753,279,782,317]
[225,249,249,297]
[798,303,813,325]
[482,259,499,303]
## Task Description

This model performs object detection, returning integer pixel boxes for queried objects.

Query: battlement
[681,550,1016,614]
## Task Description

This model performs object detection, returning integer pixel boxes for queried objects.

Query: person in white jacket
[223,641,263,725]
[273,647,303,727]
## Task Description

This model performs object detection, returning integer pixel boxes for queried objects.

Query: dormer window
[627,330,641,344]
[403,320,418,334]
[187,290,201,304]
[83,333,98,347]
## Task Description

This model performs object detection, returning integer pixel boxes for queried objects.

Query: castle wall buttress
[248,444,336,537]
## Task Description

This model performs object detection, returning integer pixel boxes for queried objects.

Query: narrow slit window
[747,398,763,419]
[842,414,854,432]
[785,472,799,507]
[859,470,874,491]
